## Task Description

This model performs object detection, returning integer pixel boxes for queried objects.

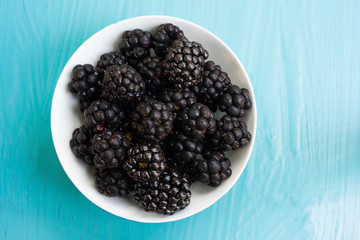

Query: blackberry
[70,125,94,165]
[180,103,216,139]
[84,100,126,133]
[119,29,152,61]
[133,170,191,215]
[211,115,251,151]
[96,51,127,75]
[90,130,132,169]
[219,86,252,118]
[123,143,167,182]
[131,99,174,142]
[163,38,209,88]
[159,88,197,118]
[94,167,133,197]
[153,23,185,57]
[68,64,101,110]
[167,130,203,163]
[196,61,232,111]
[135,56,166,93]
[191,150,231,187]
[102,64,145,104]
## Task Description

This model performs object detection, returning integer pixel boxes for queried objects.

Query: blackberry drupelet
[68,64,101,111]
[119,29,152,61]
[210,115,251,151]
[218,85,252,118]
[159,88,197,118]
[123,143,167,182]
[180,103,216,139]
[135,56,166,93]
[96,51,127,75]
[167,130,203,163]
[84,100,126,133]
[79,99,92,113]
[70,125,94,165]
[196,61,232,111]
[133,170,191,215]
[163,38,209,88]
[131,99,174,142]
[90,130,132,169]
[153,23,185,57]
[190,149,232,187]
[94,167,133,197]
[102,64,145,104]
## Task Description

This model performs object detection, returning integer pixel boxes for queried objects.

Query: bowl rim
[51,15,257,223]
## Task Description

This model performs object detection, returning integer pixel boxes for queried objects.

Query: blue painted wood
[1,0,360,239]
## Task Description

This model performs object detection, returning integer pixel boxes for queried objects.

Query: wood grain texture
[1,0,360,239]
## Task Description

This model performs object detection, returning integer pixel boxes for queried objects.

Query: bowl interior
[51,15,257,223]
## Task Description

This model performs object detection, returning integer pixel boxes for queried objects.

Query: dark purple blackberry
[180,103,216,139]
[96,51,127,75]
[123,143,167,182]
[163,38,209,88]
[68,64,101,111]
[167,130,203,163]
[94,167,133,197]
[133,170,191,215]
[219,86,252,118]
[153,23,185,57]
[70,125,94,165]
[159,88,197,118]
[196,61,232,111]
[84,100,126,133]
[90,130,132,169]
[131,99,174,142]
[190,150,232,187]
[119,29,152,61]
[102,64,145,104]
[135,56,167,93]
[210,115,251,151]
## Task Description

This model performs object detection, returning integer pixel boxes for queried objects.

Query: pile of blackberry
[68,23,252,215]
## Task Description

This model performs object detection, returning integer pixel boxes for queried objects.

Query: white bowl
[51,15,257,223]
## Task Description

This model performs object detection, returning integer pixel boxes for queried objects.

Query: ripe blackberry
[96,51,127,75]
[153,23,185,57]
[131,99,174,142]
[211,115,251,151]
[84,100,126,133]
[196,61,232,111]
[191,150,231,187]
[102,64,145,104]
[70,125,94,165]
[94,167,133,197]
[123,143,167,182]
[180,103,216,139]
[119,29,152,61]
[159,88,197,118]
[167,130,203,163]
[163,38,209,88]
[90,130,132,169]
[68,64,101,108]
[219,86,252,118]
[133,170,191,215]
[135,56,167,93]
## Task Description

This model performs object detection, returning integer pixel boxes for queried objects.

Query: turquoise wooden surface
[1,0,360,239]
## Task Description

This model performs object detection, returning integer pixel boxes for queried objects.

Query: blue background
[1,0,360,239]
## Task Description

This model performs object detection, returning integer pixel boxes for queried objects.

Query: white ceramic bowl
[51,15,257,223]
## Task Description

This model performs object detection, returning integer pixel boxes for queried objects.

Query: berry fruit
[123,143,167,182]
